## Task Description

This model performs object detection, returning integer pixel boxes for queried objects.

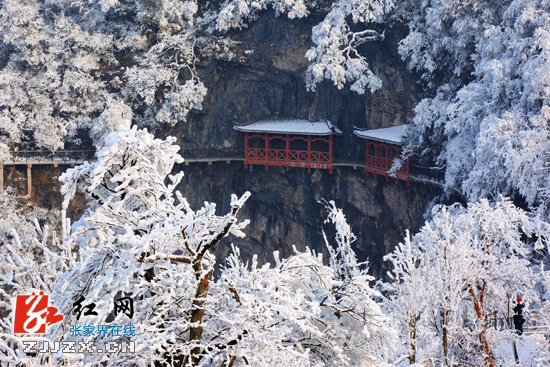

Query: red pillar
[406,156,411,186]
[385,143,390,182]
[365,140,369,176]
[307,135,312,173]
[396,147,402,183]
[329,135,333,174]
[285,134,290,171]
[265,133,269,170]
[244,132,249,169]
[374,143,379,179]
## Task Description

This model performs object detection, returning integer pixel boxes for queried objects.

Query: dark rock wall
[169,12,419,159]
[3,164,87,221]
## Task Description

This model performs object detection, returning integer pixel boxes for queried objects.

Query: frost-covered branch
[305,0,393,94]
[384,197,550,366]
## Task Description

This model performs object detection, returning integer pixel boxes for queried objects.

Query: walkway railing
[6,150,96,164]
[243,133,334,173]
[4,148,243,164]
[2,148,447,191]
[487,310,548,335]
[409,164,445,186]
[179,148,241,160]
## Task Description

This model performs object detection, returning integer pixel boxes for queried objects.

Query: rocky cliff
[169,11,419,154]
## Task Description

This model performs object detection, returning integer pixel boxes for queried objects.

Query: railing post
[245,132,249,169]
[365,140,369,175]
[27,164,32,197]
[374,143,379,179]
[265,133,269,170]
[307,135,312,173]
[285,134,290,171]
[385,143,390,181]
[0,164,3,192]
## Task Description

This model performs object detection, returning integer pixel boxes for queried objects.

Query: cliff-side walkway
[1,148,445,196]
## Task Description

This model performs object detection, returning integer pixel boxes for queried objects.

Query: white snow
[498,335,539,362]
[234,119,343,136]
[353,125,407,144]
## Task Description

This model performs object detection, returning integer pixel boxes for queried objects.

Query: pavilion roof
[234,119,343,136]
[353,125,407,144]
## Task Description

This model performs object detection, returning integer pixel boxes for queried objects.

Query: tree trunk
[220,355,237,367]
[188,260,214,366]
[408,315,418,364]
[469,282,495,367]
[441,309,449,366]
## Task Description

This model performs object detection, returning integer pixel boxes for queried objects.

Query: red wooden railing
[242,132,411,182]
[365,141,410,184]
[244,133,333,173]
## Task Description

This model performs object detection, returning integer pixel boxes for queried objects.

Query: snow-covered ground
[497,334,539,362]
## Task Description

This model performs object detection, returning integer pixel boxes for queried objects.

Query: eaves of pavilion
[234,119,343,173]
[353,125,411,185]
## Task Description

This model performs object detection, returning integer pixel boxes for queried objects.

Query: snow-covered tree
[1,121,396,367]
[0,206,75,366]
[382,231,430,365]
[384,197,550,366]
[0,187,60,252]
[0,0,224,154]
[305,0,393,94]
[531,265,550,366]
[399,0,550,209]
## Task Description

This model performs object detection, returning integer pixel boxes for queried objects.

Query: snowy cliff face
[160,12,439,278]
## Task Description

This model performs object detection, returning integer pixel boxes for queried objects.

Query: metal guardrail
[6,150,96,164]
[410,164,445,184]
[4,148,242,164]
[179,148,241,160]
[487,310,548,334]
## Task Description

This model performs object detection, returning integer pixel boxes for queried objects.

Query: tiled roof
[353,125,407,144]
[234,119,343,136]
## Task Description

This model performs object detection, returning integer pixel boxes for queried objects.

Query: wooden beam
[244,132,249,169]
[307,135,311,173]
[285,134,290,171]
